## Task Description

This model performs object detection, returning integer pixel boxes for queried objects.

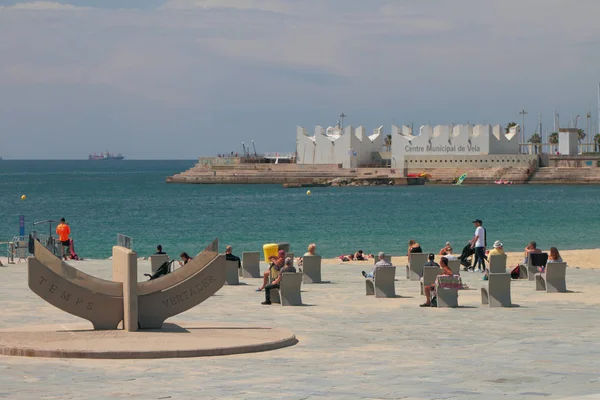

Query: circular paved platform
[0,322,297,359]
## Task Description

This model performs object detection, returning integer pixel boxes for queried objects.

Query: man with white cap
[489,240,505,256]
[362,252,392,278]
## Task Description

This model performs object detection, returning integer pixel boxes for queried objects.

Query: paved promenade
[1,258,599,399]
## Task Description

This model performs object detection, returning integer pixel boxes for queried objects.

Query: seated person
[339,253,355,262]
[523,241,541,264]
[485,241,506,280]
[262,257,296,305]
[420,257,453,307]
[354,250,370,261]
[154,244,166,255]
[225,245,241,269]
[540,246,563,272]
[298,243,317,266]
[361,252,392,278]
[489,240,505,256]
[257,250,285,291]
[407,239,422,261]
[439,242,452,255]
[424,253,440,267]
[178,252,192,267]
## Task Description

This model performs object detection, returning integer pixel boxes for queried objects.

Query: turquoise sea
[0,160,599,259]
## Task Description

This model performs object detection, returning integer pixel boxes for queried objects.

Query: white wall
[391,124,520,168]
[559,130,579,155]
[296,124,384,167]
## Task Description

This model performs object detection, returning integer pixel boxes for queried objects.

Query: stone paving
[1,259,600,399]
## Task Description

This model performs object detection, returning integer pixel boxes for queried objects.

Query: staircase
[527,167,600,184]
[407,167,532,184]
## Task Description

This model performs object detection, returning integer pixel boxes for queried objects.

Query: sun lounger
[269,272,303,306]
[420,266,442,295]
[365,266,396,298]
[241,252,261,278]
[150,254,169,274]
[535,262,567,293]
[302,255,322,283]
[406,253,428,281]
[481,272,512,307]
[224,260,240,285]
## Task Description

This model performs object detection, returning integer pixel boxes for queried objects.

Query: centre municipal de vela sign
[404,144,482,153]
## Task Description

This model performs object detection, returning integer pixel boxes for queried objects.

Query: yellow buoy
[21,194,26,201]
[306,190,312,196]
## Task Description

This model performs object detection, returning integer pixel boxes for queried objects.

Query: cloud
[160,0,291,13]
[1,0,600,159]
[1,1,90,10]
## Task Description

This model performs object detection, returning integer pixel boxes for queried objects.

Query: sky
[0,0,599,159]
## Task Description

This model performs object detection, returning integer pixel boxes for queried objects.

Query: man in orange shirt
[56,218,71,260]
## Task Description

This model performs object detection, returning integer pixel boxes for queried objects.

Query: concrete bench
[435,275,463,308]
[302,255,322,283]
[241,251,261,278]
[269,272,303,306]
[488,254,507,273]
[448,259,460,275]
[406,253,428,281]
[481,273,512,307]
[520,253,548,280]
[224,260,240,285]
[420,266,442,296]
[365,266,396,298]
[535,262,567,293]
[150,254,169,274]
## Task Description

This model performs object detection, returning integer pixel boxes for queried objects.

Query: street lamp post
[340,113,347,130]
[519,109,528,153]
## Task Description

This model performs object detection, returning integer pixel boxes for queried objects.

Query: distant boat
[88,151,125,160]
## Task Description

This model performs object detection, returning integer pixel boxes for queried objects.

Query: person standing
[56,218,71,260]
[470,219,486,272]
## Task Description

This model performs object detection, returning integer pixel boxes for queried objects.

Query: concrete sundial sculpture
[28,239,226,331]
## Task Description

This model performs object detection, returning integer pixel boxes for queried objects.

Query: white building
[296,123,529,168]
[296,125,385,168]
[391,124,523,169]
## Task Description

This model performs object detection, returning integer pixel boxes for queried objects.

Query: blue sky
[0,0,599,159]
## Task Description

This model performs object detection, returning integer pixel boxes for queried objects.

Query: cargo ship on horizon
[88,151,125,160]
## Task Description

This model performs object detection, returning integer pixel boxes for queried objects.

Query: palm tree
[595,134,600,153]
[549,132,559,154]
[577,129,586,143]
[505,122,518,134]
[384,134,392,152]
[528,133,542,154]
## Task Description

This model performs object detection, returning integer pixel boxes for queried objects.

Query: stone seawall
[167,159,600,186]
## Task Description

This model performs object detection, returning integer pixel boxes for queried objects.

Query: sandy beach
[321,248,599,270]
[2,248,597,270]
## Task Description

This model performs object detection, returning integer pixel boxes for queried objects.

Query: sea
[0,160,599,260]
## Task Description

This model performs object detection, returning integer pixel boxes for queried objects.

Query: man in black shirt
[225,245,241,269]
